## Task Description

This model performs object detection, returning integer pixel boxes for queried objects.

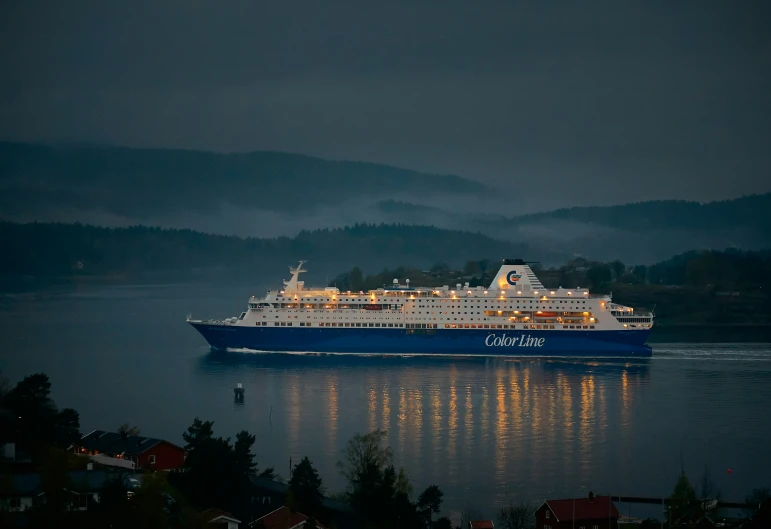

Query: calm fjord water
[2,283,770,517]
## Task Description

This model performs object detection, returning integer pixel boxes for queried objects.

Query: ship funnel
[489,260,545,291]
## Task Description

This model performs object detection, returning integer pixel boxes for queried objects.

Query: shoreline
[2,275,770,337]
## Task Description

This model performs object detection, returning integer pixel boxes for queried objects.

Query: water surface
[1,283,769,517]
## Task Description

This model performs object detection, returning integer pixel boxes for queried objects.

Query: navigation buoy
[234,383,245,402]
[727,468,731,474]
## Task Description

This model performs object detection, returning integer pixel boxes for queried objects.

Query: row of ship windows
[270,299,588,306]
[257,321,404,328]
[254,321,597,330]
[277,296,587,303]
[409,311,593,316]
[413,300,588,306]
[257,303,589,312]
[266,315,397,319]
[261,315,590,323]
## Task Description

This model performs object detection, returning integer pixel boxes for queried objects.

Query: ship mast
[282,260,307,293]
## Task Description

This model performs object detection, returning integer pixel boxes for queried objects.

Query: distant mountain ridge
[505,194,771,232]
[1,141,769,264]
[375,194,771,263]
[377,193,771,232]
[0,141,491,218]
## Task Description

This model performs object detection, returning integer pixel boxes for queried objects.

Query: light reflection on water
[2,283,771,518]
[193,348,771,513]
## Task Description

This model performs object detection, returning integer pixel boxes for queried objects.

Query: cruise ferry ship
[188,259,654,357]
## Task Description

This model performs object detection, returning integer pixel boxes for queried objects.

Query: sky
[1,1,770,207]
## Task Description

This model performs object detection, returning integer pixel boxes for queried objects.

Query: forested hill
[0,221,560,284]
[374,194,771,263]
[508,194,771,232]
[377,193,771,233]
[0,141,491,217]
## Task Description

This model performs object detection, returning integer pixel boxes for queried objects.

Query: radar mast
[283,260,308,292]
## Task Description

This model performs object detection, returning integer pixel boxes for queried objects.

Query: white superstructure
[197,260,654,333]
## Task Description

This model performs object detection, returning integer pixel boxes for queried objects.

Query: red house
[249,506,328,529]
[535,493,619,529]
[74,430,185,470]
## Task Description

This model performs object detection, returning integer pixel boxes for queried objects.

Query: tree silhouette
[417,485,444,526]
[338,429,393,491]
[338,429,426,529]
[745,488,771,517]
[118,423,141,436]
[395,467,413,498]
[498,501,536,529]
[433,517,453,529]
[173,418,260,522]
[289,456,325,517]
[1,373,81,459]
[234,430,257,473]
[667,471,697,524]
[182,417,214,452]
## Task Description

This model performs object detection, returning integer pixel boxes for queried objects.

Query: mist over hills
[1,141,769,264]
[0,140,490,216]
[375,194,771,263]
[0,222,563,285]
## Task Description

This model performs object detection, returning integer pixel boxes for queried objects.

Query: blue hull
[189,323,653,357]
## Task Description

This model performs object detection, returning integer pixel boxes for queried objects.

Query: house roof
[470,521,495,529]
[250,474,290,495]
[2,470,132,496]
[249,475,354,514]
[542,496,619,521]
[250,506,327,529]
[77,430,182,456]
[202,508,241,525]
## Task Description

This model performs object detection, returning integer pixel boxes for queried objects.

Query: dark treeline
[508,194,771,233]
[0,221,550,283]
[378,193,771,234]
[544,250,771,291]
[331,249,771,292]
[330,249,771,326]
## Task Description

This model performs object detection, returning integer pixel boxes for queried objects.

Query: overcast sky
[1,1,770,207]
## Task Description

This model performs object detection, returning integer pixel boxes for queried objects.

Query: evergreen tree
[338,429,423,529]
[417,485,443,526]
[349,266,364,290]
[667,471,697,524]
[234,430,257,473]
[1,373,81,459]
[173,418,256,522]
[53,407,81,449]
[433,518,453,529]
[182,417,214,452]
[395,467,413,498]
[289,456,325,517]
